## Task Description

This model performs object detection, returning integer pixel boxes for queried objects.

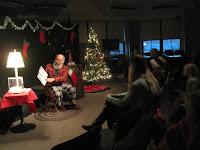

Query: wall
[72,20,131,58]
[72,21,128,43]
[184,8,200,58]
[71,16,182,59]
[139,18,182,53]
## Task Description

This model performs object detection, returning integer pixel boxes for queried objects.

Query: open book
[37,66,48,86]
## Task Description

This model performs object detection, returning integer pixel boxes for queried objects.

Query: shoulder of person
[63,65,69,70]
[187,77,199,83]
[158,56,167,63]
[150,58,160,68]
[133,77,147,86]
[46,63,53,68]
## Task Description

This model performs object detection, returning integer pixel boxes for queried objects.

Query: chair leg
[45,97,49,106]
[39,97,58,112]
[54,103,58,112]
[39,103,57,112]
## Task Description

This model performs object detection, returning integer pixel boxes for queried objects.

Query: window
[163,39,180,52]
[110,42,124,56]
[143,40,160,53]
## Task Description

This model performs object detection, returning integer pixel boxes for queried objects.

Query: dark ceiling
[0,0,199,21]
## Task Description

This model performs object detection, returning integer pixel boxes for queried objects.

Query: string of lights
[0,16,77,31]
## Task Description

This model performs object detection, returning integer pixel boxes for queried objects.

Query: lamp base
[9,87,24,93]
[10,121,36,133]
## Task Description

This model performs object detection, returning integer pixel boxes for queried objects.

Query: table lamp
[7,49,25,93]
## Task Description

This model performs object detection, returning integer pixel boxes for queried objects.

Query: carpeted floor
[0,74,176,150]
[34,104,84,121]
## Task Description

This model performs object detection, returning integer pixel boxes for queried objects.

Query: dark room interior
[0,0,200,150]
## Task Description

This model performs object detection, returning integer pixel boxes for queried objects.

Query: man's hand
[46,78,55,83]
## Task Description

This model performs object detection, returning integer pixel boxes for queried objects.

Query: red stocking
[70,32,75,43]
[23,40,29,58]
[40,30,45,44]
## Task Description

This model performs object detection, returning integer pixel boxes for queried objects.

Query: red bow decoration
[97,56,104,60]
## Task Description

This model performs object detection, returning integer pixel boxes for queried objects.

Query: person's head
[150,48,159,59]
[128,55,160,94]
[184,90,200,124]
[133,49,139,56]
[53,54,65,69]
[128,55,147,84]
[183,63,199,78]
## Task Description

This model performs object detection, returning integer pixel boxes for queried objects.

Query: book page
[37,66,48,86]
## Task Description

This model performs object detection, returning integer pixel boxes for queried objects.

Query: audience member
[82,55,160,131]
[131,48,140,57]
[44,54,80,111]
[170,63,200,123]
[113,90,200,150]
[149,48,167,86]
[184,63,200,93]
[158,90,200,150]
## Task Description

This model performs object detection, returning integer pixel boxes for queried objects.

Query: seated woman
[149,48,167,87]
[82,55,160,131]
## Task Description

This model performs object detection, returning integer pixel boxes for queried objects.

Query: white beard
[53,62,63,70]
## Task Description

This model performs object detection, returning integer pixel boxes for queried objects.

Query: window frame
[142,38,181,56]
[142,39,160,54]
[110,42,125,56]
[163,38,181,52]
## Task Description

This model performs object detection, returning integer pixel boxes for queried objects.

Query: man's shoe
[81,122,98,131]
[72,104,81,110]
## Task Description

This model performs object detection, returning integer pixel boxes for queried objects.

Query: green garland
[0,16,76,31]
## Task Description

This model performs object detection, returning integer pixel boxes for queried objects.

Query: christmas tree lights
[83,28,112,82]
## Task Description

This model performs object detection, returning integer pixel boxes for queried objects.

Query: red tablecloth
[0,88,38,113]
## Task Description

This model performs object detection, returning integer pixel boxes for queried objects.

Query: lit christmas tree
[83,28,112,82]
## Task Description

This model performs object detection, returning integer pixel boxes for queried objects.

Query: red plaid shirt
[45,64,69,87]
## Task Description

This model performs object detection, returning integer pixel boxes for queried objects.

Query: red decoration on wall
[70,32,75,43]
[40,30,45,44]
[23,40,30,58]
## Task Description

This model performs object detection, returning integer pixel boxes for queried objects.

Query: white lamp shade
[7,50,25,68]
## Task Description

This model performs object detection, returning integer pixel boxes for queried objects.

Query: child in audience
[170,63,200,123]
[183,63,200,92]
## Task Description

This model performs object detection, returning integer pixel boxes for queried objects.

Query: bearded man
[45,54,80,111]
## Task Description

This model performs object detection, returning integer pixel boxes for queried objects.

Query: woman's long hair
[128,55,160,94]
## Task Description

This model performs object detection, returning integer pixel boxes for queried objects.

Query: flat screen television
[102,39,119,51]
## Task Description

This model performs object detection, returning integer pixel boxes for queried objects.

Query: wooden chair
[39,86,58,112]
